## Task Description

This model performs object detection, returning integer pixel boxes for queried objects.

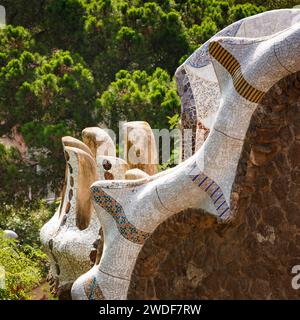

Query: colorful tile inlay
[191,173,230,219]
[84,276,104,300]
[208,41,265,103]
[91,186,150,245]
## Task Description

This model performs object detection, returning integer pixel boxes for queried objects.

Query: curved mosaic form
[41,126,156,298]
[122,121,158,176]
[69,9,300,300]
[175,9,300,159]
[40,142,100,298]
[40,127,117,298]
[82,127,116,158]
[91,186,150,245]
[128,70,300,299]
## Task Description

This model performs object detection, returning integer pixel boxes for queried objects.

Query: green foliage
[0,0,276,93]
[119,2,189,71]
[0,200,55,245]
[0,144,38,208]
[97,68,181,133]
[84,1,190,90]
[168,113,180,130]
[266,0,300,8]
[228,4,266,24]
[158,113,181,170]
[43,0,87,50]
[0,0,46,29]
[188,17,218,45]
[0,232,48,300]
[2,1,190,89]
[0,48,95,134]
[0,25,34,64]
[234,0,299,9]
[0,26,97,195]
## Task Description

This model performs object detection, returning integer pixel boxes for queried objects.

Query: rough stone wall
[127,72,300,299]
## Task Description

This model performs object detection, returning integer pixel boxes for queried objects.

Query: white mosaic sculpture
[70,9,300,300]
[40,138,99,296]
[123,121,158,176]
[177,8,300,160]
[82,127,116,158]
[95,121,157,183]
[40,125,156,296]
[97,155,128,181]
[40,127,118,296]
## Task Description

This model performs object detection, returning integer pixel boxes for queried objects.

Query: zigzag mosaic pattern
[209,41,265,103]
[91,186,150,245]
[192,173,230,219]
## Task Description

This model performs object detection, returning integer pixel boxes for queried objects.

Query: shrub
[0,200,56,246]
[0,232,48,300]
[228,4,266,24]
[188,17,218,45]
[97,67,181,134]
